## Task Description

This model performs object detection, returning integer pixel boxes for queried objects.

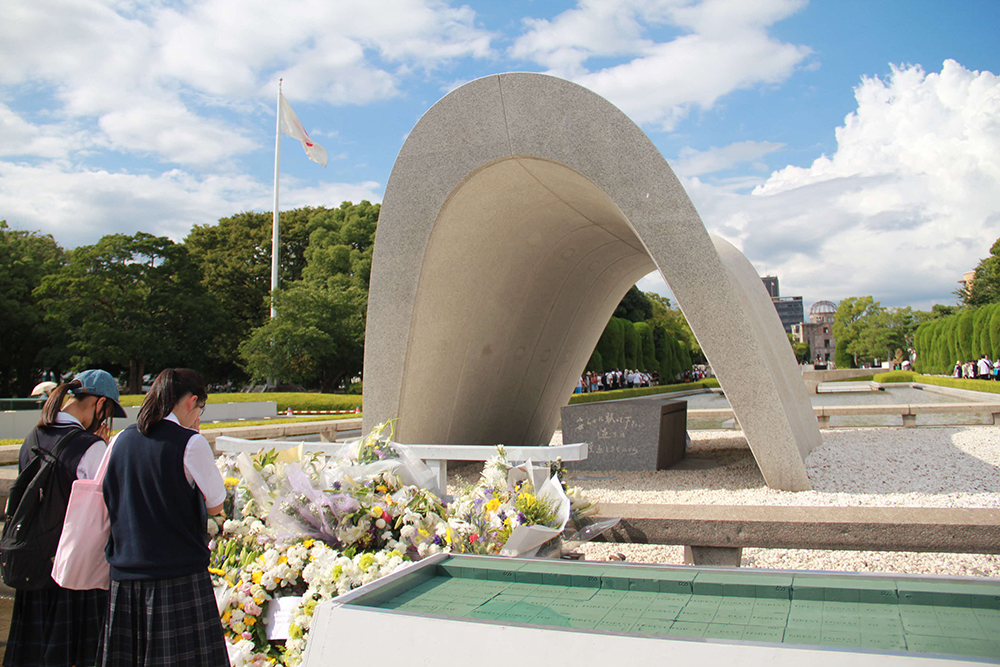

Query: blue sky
[2,0,999,311]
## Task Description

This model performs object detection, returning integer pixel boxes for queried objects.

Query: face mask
[89,398,111,434]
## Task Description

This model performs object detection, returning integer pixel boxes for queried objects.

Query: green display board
[346,556,1000,660]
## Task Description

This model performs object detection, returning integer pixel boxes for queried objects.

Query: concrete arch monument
[363,73,821,491]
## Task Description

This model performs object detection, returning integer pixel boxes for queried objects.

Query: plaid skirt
[3,585,108,667]
[97,571,227,667]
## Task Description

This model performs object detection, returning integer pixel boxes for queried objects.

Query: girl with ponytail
[99,368,227,667]
[5,369,126,667]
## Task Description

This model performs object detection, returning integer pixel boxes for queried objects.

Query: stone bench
[214,436,588,497]
[595,503,1000,566]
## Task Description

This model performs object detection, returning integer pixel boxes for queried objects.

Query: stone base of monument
[303,554,1000,665]
[560,398,688,471]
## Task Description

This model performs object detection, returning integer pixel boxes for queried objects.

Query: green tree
[614,286,653,322]
[957,310,975,360]
[832,296,879,367]
[0,222,67,397]
[787,333,810,364]
[990,305,1000,358]
[238,281,366,392]
[622,321,639,368]
[646,291,701,358]
[36,233,220,393]
[184,202,379,380]
[634,322,656,372]
[963,237,1000,306]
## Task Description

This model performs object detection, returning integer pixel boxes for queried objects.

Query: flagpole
[270,78,282,319]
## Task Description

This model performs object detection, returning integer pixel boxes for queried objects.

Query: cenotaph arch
[363,73,821,491]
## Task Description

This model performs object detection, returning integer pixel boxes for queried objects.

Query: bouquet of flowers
[447,446,571,557]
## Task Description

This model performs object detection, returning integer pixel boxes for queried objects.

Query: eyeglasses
[198,402,206,417]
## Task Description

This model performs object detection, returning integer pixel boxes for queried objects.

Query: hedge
[119,392,363,412]
[568,379,720,404]
[871,371,1000,394]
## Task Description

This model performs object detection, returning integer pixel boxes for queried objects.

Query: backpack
[1,428,82,590]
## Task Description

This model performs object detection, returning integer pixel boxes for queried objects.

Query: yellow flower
[224,477,240,488]
[208,567,226,576]
[245,616,256,626]
[376,484,388,494]
[222,610,231,623]
[252,572,263,584]
[278,556,287,564]
[302,539,314,548]
[485,498,500,513]
[369,505,383,518]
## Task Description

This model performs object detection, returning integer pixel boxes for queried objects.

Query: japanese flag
[280,94,327,167]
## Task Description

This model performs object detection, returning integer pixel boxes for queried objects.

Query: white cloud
[0,104,97,158]
[672,140,784,177]
[0,0,493,165]
[511,0,811,129]
[0,160,382,248]
[688,60,1000,309]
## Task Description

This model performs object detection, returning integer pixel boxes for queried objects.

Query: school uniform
[99,413,227,667]
[4,413,109,667]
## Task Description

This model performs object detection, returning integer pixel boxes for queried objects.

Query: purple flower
[432,534,444,546]
[517,512,527,523]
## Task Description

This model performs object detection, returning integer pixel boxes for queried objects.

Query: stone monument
[363,72,821,491]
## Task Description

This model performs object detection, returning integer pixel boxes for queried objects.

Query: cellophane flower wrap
[209,425,599,666]
[447,446,572,557]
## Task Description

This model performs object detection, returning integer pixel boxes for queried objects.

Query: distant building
[959,270,975,294]
[761,276,803,333]
[772,296,804,334]
[792,300,838,364]
[761,275,779,298]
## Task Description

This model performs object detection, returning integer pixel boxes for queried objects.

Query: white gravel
[449,426,1000,577]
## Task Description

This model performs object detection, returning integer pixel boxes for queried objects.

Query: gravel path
[449,426,1000,577]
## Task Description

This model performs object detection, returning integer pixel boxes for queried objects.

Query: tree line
[0,202,377,397]
[0,206,700,397]
[586,287,702,380]
[831,235,1000,371]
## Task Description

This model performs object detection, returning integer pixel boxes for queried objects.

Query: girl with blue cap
[4,369,126,667]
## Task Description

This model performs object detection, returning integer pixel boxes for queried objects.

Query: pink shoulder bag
[51,438,115,590]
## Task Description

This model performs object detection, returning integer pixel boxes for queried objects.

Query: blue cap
[72,369,127,418]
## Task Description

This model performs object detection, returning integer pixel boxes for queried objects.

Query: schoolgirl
[99,368,227,667]
[4,369,126,667]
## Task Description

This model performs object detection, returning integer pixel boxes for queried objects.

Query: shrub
[586,350,603,373]
[872,370,919,383]
[623,321,639,369]
[634,322,656,372]
[119,392,363,412]
[874,373,1000,395]
[958,310,975,361]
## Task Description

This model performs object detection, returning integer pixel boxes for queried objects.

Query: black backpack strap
[30,427,85,462]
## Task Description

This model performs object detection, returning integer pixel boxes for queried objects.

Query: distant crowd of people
[954,355,1000,380]
[576,368,655,393]
[574,365,712,393]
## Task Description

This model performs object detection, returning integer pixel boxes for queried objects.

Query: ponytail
[37,379,83,428]
[136,368,207,436]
